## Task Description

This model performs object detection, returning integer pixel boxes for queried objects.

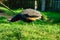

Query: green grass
[41,12,60,23]
[0,7,60,40]
[0,18,60,40]
[0,7,22,15]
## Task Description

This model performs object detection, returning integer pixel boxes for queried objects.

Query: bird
[10,9,42,22]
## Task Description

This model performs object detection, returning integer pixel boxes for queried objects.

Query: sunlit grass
[0,7,22,15]
[0,7,60,40]
[13,8,23,13]
[0,16,60,40]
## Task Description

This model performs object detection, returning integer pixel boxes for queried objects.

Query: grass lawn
[0,7,60,40]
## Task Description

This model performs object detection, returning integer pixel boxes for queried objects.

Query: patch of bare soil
[0,13,12,20]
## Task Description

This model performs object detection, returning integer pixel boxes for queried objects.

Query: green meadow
[0,7,60,40]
